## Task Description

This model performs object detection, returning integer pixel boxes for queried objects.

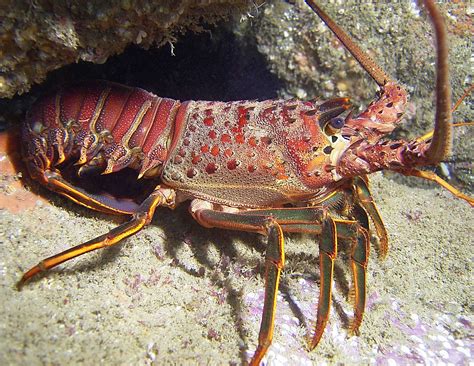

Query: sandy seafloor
[1,158,473,366]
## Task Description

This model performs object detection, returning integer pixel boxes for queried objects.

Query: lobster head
[333,81,451,180]
[306,0,454,182]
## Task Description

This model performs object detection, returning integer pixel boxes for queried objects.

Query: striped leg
[346,203,370,336]
[17,187,175,288]
[192,207,285,366]
[352,176,388,258]
[41,169,141,215]
[306,214,337,349]
[190,202,369,364]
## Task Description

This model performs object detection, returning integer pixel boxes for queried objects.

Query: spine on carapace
[23,81,182,181]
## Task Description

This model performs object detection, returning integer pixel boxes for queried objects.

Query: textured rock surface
[0,0,261,98]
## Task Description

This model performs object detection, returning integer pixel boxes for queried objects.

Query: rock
[0,0,260,98]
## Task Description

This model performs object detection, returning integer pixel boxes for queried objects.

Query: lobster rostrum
[17,1,473,365]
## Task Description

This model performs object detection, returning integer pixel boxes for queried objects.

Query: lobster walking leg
[236,203,372,343]
[192,208,285,365]
[307,214,337,350]
[190,204,370,365]
[345,203,370,337]
[253,222,285,365]
[277,210,370,342]
[17,187,176,288]
[41,169,140,215]
[400,169,474,206]
[352,177,388,258]
[277,205,370,347]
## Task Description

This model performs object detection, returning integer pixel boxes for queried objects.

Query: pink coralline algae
[380,300,472,365]
[243,276,472,365]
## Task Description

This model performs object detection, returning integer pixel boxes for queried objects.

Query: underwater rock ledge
[0,0,260,98]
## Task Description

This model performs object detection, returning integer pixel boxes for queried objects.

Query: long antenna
[305,0,392,87]
[422,0,452,163]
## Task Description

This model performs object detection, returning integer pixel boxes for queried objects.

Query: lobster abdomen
[23,81,181,181]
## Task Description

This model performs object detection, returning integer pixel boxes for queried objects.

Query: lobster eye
[329,117,344,129]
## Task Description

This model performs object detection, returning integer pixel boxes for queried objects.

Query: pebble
[386,358,397,366]
[400,345,410,354]
[409,335,422,343]
[416,347,427,358]
[439,349,449,359]
[296,88,307,99]
[456,346,469,357]
[442,341,451,349]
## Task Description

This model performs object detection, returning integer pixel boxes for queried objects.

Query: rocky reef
[0,0,261,98]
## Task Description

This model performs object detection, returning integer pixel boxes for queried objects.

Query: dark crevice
[1,25,282,132]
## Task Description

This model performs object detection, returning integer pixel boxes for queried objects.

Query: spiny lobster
[17,1,472,365]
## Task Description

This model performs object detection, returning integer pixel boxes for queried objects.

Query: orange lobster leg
[352,176,388,258]
[281,215,370,340]
[400,169,474,206]
[191,204,370,365]
[17,187,175,288]
[411,120,474,206]
[193,209,285,365]
[253,222,285,365]
[41,169,140,215]
[346,204,370,336]
[307,214,337,349]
